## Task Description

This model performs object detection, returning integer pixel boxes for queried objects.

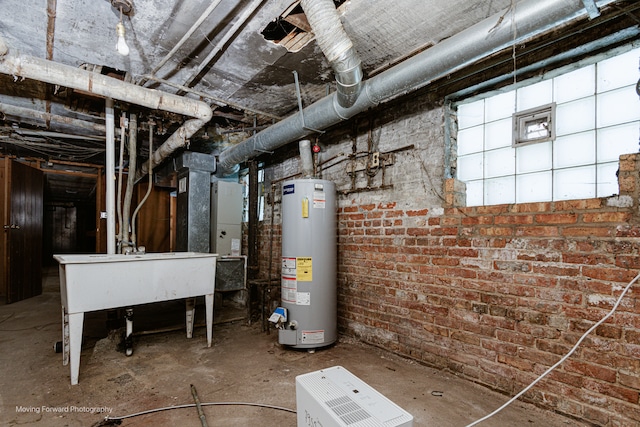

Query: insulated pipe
[217,0,615,174]
[0,103,106,133]
[300,0,362,108]
[0,41,213,176]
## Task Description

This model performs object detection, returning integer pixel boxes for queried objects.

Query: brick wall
[337,154,640,426]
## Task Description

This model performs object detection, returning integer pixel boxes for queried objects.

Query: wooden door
[0,158,44,304]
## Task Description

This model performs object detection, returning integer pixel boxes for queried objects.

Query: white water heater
[279,178,336,349]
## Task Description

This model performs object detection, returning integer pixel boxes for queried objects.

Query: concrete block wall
[255,90,640,425]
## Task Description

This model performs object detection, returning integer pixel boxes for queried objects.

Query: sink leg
[67,312,84,385]
[62,307,69,366]
[125,308,134,356]
[186,298,196,339]
[205,293,213,347]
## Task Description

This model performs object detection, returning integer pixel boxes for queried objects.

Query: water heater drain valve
[269,307,288,329]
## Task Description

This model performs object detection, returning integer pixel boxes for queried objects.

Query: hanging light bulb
[115,7,130,56]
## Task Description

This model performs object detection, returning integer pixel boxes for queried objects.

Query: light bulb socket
[116,21,126,37]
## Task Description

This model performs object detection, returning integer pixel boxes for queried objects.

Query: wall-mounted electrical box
[296,366,413,427]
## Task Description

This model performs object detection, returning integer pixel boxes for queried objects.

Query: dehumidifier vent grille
[326,396,372,425]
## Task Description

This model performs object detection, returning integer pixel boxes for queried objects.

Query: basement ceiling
[0,0,638,201]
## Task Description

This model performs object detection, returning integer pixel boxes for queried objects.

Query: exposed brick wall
[337,154,640,426]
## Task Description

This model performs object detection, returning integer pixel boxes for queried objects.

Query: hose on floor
[103,401,296,422]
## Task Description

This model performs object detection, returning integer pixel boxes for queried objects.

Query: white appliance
[296,366,413,427]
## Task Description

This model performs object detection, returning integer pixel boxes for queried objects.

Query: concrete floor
[0,268,590,427]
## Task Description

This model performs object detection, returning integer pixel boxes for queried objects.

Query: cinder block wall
[256,95,640,425]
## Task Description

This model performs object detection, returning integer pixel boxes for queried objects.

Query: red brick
[515,226,559,237]
[532,264,580,277]
[583,266,639,283]
[582,406,610,425]
[462,216,493,225]
[535,213,578,224]
[514,202,552,212]
[407,227,430,236]
[478,227,513,236]
[561,227,613,237]
[406,209,428,216]
[441,216,461,226]
[447,248,478,257]
[428,217,440,226]
[554,199,603,211]
[582,378,639,403]
[583,212,632,223]
[618,369,640,390]
[378,202,397,209]
[495,215,534,225]
[564,360,617,383]
[563,253,613,265]
[431,227,459,236]
[498,354,534,371]
[495,330,534,346]
[475,205,511,214]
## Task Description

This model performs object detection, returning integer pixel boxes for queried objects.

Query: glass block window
[456,46,640,206]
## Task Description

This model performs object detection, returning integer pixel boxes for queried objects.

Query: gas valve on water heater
[273,178,337,350]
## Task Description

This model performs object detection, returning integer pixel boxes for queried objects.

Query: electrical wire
[104,401,296,422]
[465,271,640,427]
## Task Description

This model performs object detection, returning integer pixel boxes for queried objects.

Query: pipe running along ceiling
[0,0,637,193]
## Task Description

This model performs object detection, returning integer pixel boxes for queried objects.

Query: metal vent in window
[513,103,556,146]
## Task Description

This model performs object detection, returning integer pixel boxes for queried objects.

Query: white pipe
[105,99,116,255]
[0,41,213,176]
[116,113,126,251]
[0,52,212,121]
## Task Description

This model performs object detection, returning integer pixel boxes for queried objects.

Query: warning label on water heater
[281,257,296,276]
[281,276,297,304]
[296,257,312,281]
[281,257,313,304]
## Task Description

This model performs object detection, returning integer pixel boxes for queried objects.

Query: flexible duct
[0,40,213,177]
[217,0,612,174]
[300,0,362,108]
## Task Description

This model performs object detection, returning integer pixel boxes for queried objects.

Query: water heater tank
[279,179,337,349]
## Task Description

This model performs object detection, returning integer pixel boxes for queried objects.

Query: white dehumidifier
[296,366,413,427]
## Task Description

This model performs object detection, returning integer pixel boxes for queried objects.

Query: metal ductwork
[217,0,612,175]
[300,0,363,109]
[0,40,213,178]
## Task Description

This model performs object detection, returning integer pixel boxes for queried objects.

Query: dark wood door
[1,159,44,304]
